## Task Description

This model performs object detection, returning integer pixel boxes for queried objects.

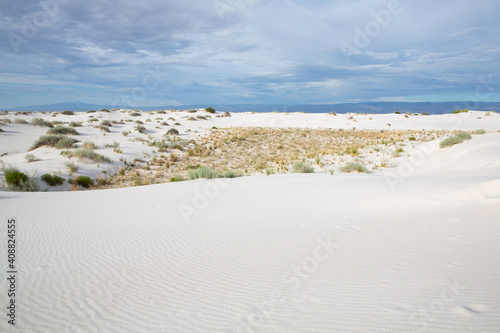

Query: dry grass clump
[47,126,79,135]
[62,149,112,163]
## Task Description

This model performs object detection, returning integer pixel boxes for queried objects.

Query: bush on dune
[61,149,112,163]
[30,135,78,150]
[47,125,79,135]
[3,167,39,192]
[292,161,314,173]
[41,173,64,186]
[440,131,472,148]
[339,162,368,173]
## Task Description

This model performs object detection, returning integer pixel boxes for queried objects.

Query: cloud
[0,0,499,107]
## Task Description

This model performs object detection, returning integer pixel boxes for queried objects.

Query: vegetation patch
[32,118,53,127]
[30,135,78,150]
[62,149,112,163]
[339,162,368,173]
[292,161,314,173]
[41,173,65,186]
[47,125,79,135]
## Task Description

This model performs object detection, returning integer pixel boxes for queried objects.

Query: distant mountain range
[4,101,500,114]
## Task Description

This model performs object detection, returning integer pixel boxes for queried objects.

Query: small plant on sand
[451,109,468,114]
[223,170,237,178]
[65,161,78,173]
[188,166,220,180]
[167,128,179,135]
[82,141,98,150]
[122,131,131,136]
[41,173,64,186]
[61,110,75,115]
[205,107,216,114]
[440,132,472,148]
[170,175,185,182]
[292,161,314,173]
[32,117,53,127]
[473,129,486,135]
[4,167,39,191]
[14,118,27,124]
[30,134,78,150]
[340,162,368,173]
[104,141,120,148]
[62,149,112,163]
[70,176,94,188]
[24,153,40,163]
[135,125,146,134]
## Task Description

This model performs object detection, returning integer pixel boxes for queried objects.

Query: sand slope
[1,132,499,332]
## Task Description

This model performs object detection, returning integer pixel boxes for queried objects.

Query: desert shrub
[451,109,468,114]
[156,110,167,114]
[87,110,97,113]
[61,110,75,115]
[422,112,430,115]
[100,108,110,112]
[71,176,94,188]
[474,129,486,135]
[170,175,185,182]
[32,117,53,127]
[122,131,130,136]
[30,135,78,150]
[135,125,146,134]
[14,118,27,124]
[205,107,216,114]
[187,117,196,121]
[62,149,112,163]
[41,173,64,186]
[69,122,82,127]
[82,141,98,150]
[196,115,207,120]
[47,125,79,135]
[455,132,472,141]
[166,128,179,135]
[340,162,368,173]
[223,170,237,178]
[4,168,27,186]
[439,131,472,148]
[104,141,120,148]
[130,112,141,117]
[292,161,314,173]
[395,111,401,114]
[98,125,110,132]
[65,161,78,173]
[101,120,112,127]
[24,153,40,163]
[188,166,220,180]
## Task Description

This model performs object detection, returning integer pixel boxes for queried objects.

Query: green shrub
[61,110,75,115]
[455,132,472,141]
[170,175,185,182]
[451,109,468,114]
[14,118,27,124]
[205,107,216,114]
[62,149,112,163]
[5,168,27,186]
[41,173,64,186]
[32,117,53,127]
[87,110,97,113]
[394,111,401,114]
[101,120,112,127]
[340,162,368,173]
[130,112,141,117]
[188,166,220,180]
[72,176,94,188]
[47,125,79,135]
[30,135,78,150]
[122,131,130,136]
[223,170,237,178]
[474,129,486,135]
[439,131,472,148]
[69,122,82,127]
[292,161,314,173]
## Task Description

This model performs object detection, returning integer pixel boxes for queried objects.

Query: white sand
[0,110,500,332]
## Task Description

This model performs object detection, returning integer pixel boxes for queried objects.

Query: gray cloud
[0,0,499,107]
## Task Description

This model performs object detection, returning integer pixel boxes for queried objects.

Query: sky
[1,0,500,108]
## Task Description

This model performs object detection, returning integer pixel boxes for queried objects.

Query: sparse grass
[47,126,79,135]
[340,162,368,173]
[104,141,120,148]
[41,173,64,186]
[451,109,468,114]
[32,117,53,127]
[82,141,98,150]
[188,166,220,180]
[24,153,40,163]
[62,149,112,163]
[440,131,472,148]
[14,118,27,124]
[65,161,78,173]
[292,161,314,173]
[473,129,486,135]
[170,175,185,182]
[30,134,78,150]
[223,170,237,178]
[69,122,82,127]
[70,176,94,188]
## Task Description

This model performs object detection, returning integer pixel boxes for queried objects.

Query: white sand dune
[1,117,500,332]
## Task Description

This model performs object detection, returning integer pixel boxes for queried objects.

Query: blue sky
[1,0,500,108]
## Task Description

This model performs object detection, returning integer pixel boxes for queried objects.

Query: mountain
[4,101,500,114]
